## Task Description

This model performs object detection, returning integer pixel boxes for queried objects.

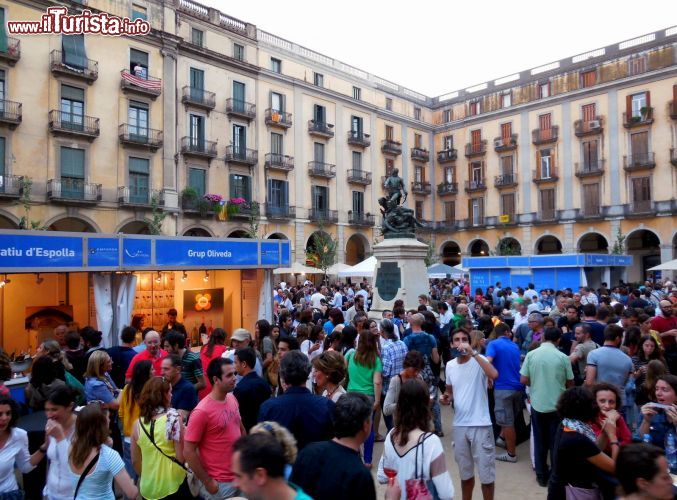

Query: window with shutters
[312,185,328,212]
[351,116,363,137]
[233,43,244,61]
[189,114,204,147]
[415,201,423,220]
[469,198,484,226]
[631,176,651,212]
[232,124,246,156]
[313,104,326,125]
[314,72,324,87]
[191,28,203,47]
[0,137,5,180]
[500,123,512,140]
[501,92,511,108]
[187,167,206,196]
[60,84,84,130]
[444,167,455,183]
[232,81,246,111]
[414,134,422,149]
[62,35,87,69]
[271,92,284,113]
[270,58,281,73]
[469,101,480,116]
[131,4,147,21]
[128,101,148,140]
[582,140,599,170]
[539,82,551,99]
[582,103,596,122]
[539,113,552,133]
[501,193,515,217]
[500,155,514,177]
[443,135,453,150]
[189,68,204,102]
[470,129,482,154]
[444,201,455,222]
[582,183,600,216]
[385,125,394,141]
[540,188,556,219]
[470,161,483,185]
[352,151,362,171]
[539,149,552,178]
[352,191,364,215]
[353,86,361,100]
[414,107,421,120]
[443,109,452,123]
[385,158,394,176]
[630,131,649,163]
[229,174,251,201]
[60,147,85,199]
[129,48,149,77]
[385,98,393,111]
[314,142,325,163]
[414,166,424,183]
[268,179,288,208]
[128,157,150,204]
[630,92,648,118]
[628,56,646,76]
[580,70,596,88]
[270,133,283,156]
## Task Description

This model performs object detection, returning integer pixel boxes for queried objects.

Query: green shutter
[60,147,84,178]
[188,168,205,196]
[190,68,204,90]
[61,84,84,101]
[0,9,7,53]
[62,35,87,68]
[244,176,251,201]
[129,157,149,174]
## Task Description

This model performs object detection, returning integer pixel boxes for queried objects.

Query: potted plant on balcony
[226,197,247,217]
[203,193,223,219]
[640,106,653,120]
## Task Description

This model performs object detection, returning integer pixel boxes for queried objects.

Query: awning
[273,261,320,275]
[338,256,377,278]
[648,259,677,271]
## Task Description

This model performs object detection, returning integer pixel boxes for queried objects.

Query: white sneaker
[495,436,507,449]
[496,452,517,463]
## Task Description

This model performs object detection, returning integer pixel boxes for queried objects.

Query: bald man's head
[409,313,425,330]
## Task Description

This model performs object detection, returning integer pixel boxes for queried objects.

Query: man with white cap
[223,328,263,383]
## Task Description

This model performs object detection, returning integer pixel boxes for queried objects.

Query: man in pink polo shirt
[125,330,167,382]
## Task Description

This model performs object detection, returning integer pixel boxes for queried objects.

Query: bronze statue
[378,168,426,238]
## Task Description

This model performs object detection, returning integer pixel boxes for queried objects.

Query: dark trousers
[380,396,393,432]
[531,408,561,481]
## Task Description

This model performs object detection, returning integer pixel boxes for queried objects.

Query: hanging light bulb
[155,271,162,283]
[35,273,44,285]
[0,275,10,287]
[203,270,210,282]
[181,271,188,282]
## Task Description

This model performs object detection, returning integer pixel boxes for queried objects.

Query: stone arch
[266,232,289,240]
[116,219,151,235]
[345,233,370,266]
[46,215,99,233]
[468,238,489,257]
[439,240,461,266]
[576,232,609,254]
[305,230,331,251]
[497,236,522,256]
[182,225,213,237]
[534,234,563,255]
[227,230,251,238]
[626,228,661,281]
[0,211,20,229]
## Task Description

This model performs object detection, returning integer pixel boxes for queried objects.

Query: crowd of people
[0,276,675,499]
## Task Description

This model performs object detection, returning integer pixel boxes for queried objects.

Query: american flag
[121,70,162,91]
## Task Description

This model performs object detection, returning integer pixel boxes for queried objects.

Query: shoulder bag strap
[139,419,186,471]
[74,451,100,499]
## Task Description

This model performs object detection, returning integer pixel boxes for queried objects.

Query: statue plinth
[368,238,429,318]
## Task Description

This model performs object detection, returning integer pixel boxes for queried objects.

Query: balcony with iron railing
[623,152,655,172]
[265,108,292,128]
[0,38,21,66]
[437,181,458,196]
[494,173,518,188]
[434,220,458,232]
[465,179,487,192]
[226,98,256,121]
[671,148,677,167]
[464,216,485,228]
[307,120,335,138]
[117,187,164,207]
[575,159,605,178]
[50,50,98,83]
[410,181,431,195]
[308,161,336,178]
[580,205,602,219]
[266,204,296,220]
[47,178,102,204]
[347,131,371,148]
[0,100,22,129]
[671,101,677,121]
[180,136,217,159]
[346,169,372,185]
[118,124,163,150]
[411,147,430,162]
[532,126,559,145]
[308,208,338,223]
[493,134,517,152]
[539,208,557,221]
[348,212,375,227]
[465,140,487,157]
[228,203,257,220]
[264,153,294,172]
[181,86,216,111]
[532,166,559,184]
[181,195,215,216]
[623,109,653,128]
[574,116,604,137]
[381,139,402,155]
[0,174,23,199]
[437,149,457,163]
[627,200,654,215]
[225,146,258,167]
[120,70,162,99]
[48,110,99,139]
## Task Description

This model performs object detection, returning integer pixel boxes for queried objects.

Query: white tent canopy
[338,256,377,278]
[648,259,677,271]
[326,262,352,275]
[273,261,320,275]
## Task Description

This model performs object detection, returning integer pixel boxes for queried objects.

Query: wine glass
[382,452,398,480]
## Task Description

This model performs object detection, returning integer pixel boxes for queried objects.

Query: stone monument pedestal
[368,238,429,319]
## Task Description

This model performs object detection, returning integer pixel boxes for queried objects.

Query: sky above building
[201,0,673,97]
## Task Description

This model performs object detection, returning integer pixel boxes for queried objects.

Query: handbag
[404,433,439,500]
[140,419,200,497]
[73,452,100,499]
[565,484,602,500]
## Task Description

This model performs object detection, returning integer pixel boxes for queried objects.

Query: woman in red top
[590,382,632,453]
[198,328,227,400]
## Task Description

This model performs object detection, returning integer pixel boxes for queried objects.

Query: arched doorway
[578,232,608,253]
[497,237,521,256]
[626,229,661,282]
[227,230,251,238]
[267,233,288,240]
[306,231,332,268]
[118,220,150,234]
[345,234,369,266]
[183,227,212,237]
[535,235,563,255]
[440,241,461,266]
[468,239,489,257]
[48,217,96,233]
[0,214,19,230]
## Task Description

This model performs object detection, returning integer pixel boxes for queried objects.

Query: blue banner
[122,239,152,267]
[281,241,291,266]
[88,238,119,267]
[155,239,259,267]
[260,242,280,266]
[0,234,82,268]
